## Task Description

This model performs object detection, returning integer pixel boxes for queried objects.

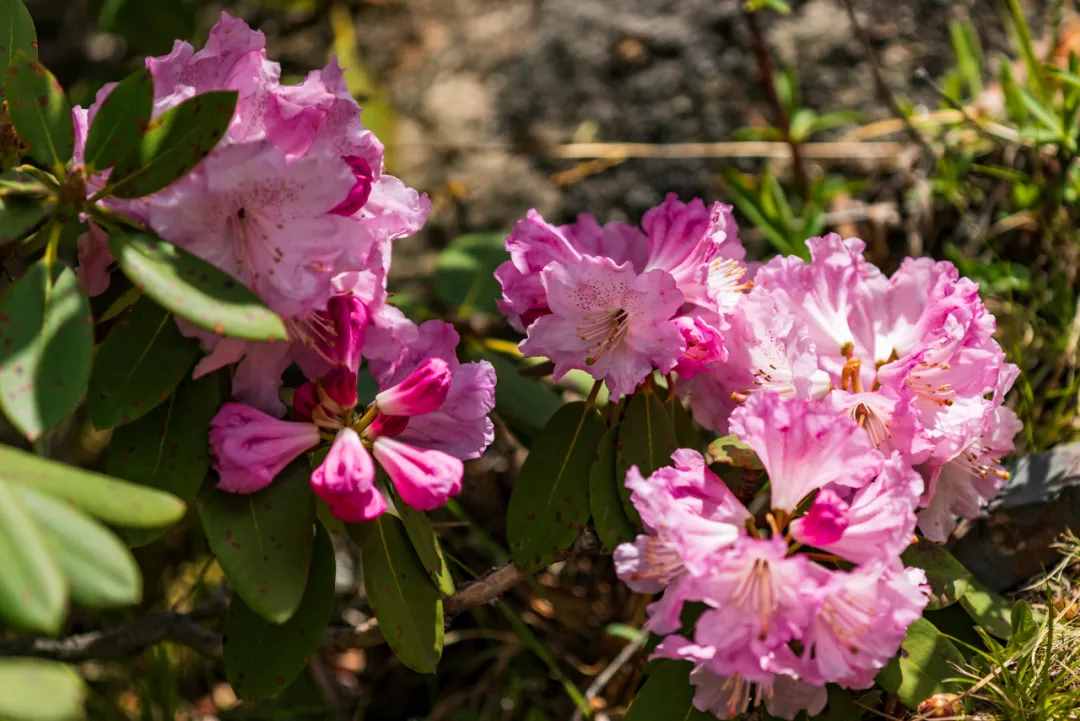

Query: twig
[551,140,905,162]
[840,0,936,161]
[743,7,809,193]
[569,635,647,721]
[0,564,528,663]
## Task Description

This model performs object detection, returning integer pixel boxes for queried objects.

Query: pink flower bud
[330,156,374,217]
[793,489,850,547]
[365,413,409,439]
[293,381,318,421]
[322,293,368,372]
[210,402,320,494]
[321,366,358,409]
[372,437,463,511]
[310,428,386,523]
[374,358,452,417]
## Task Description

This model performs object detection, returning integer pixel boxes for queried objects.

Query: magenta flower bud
[330,156,375,217]
[374,358,452,417]
[365,413,409,439]
[322,293,368,372]
[210,402,320,494]
[310,428,386,523]
[372,436,463,511]
[793,489,850,547]
[321,366,358,410]
[293,381,318,421]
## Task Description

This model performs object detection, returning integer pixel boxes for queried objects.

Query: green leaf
[88,296,199,430]
[0,443,187,527]
[107,90,236,198]
[0,0,36,76]
[434,232,506,316]
[877,618,965,709]
[507,401,605,572]
[625,660,711,721]
[357,514,444,674]
[396,499,455,596]
[615,389,678,523]
[0,658,85,721]
[0,262,93,441]
[670,399,701,451]
[705,434,762,469]
[960,577,1013,640]
[469,349,560,441]
[901,543,972,610]
[589,425,635,551]
[13,484,140,608]
[108,232,288,341]
[0,191,51,244]
[225,523,336,699]
[0,478,66,633]
[5,53,72,170]
[83,67,153,172]
[199,461,315,623]
[104,371,225,501]
[97,0,196,56]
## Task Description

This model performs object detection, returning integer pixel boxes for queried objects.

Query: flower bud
[310,428,385,522]
[321,366,358,410]
[210,402,320,494]
[292,381,318,421]
[322,293,368,372]
[365,413,409,439]
[372,436,462,511]
[792,489,850,546]
[374,358,452,417]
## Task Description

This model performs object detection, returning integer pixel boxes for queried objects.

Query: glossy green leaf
[616,389,678,523]
[358,514,444,673]
[104,371,225,500]
[0,659,85,721]
[960,577,1013,640]
[507,401,605,572]
[877,618,965,709]
[589,425,635,551]
[5,53,72,169]
[83,67,153,172]
[88,296,199,429]
[108,232,288,341]
[0,478,66,633]
[199,461,315,623]
[901,543,972,610]
[0,262,93,440]
[0,443,187,528]
[13,484,140,608]
[434,232,505,315]
[225,523,336,699]
[671,398,701,451]
[470,349,560,441]
[0,0,36,76]
[397,499,455,596]
[0,194,51,244]
[625,661,712,721]
[107,90,236,198]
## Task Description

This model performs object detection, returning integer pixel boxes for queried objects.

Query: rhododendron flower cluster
[500,197,1021,718]
[71,12,495,521]
[615,398,929,719]
[496,194,747,400]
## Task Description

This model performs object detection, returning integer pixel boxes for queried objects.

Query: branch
[0,564,528,662]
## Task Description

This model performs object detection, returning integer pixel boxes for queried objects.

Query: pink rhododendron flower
[210,402,320,493]
[371,437,463,511]
[310,428,385,522]
[521,256,685,400]
[792,452,923,563]
[729,393,882,512]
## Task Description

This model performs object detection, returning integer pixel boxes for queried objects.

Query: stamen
[578,308,630,365]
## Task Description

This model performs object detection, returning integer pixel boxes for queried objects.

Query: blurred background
[20,1,1080,720]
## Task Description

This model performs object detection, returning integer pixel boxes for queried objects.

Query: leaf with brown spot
[5,51,71,170]
[0,0,37,78]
